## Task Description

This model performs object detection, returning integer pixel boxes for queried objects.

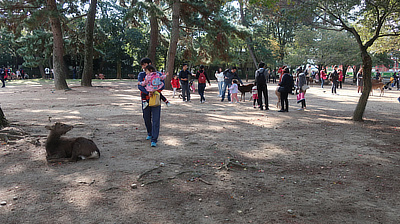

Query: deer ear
[45,125,53,130]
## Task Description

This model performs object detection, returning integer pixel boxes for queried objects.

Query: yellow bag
[149,91,161,107]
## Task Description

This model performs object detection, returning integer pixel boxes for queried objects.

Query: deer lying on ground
[45,123,100,162]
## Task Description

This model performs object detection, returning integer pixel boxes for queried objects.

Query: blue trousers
[221,82,232,101]
[142,104,161,143]
[218,81,224,96]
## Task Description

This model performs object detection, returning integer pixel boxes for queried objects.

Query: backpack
[198,70,206,83]
[256,69,266,84]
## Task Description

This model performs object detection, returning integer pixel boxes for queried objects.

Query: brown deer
[45,123,100,162]
[238,83,255,102]
[370,78,385,96]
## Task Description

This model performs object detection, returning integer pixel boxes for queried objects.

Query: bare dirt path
[1,79,399,223]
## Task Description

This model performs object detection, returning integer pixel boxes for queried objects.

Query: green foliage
[96,0,148,73]
[16,29,53,68]
[284,26,361,67]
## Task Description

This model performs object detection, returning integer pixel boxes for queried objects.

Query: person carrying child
[228,79,240,103]
[139,65,170,109]
[170,75,180,98]
[252,84,258,108]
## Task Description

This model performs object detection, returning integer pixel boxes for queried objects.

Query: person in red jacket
[338,69,344,89]
[320,69,327,88]
[171,75,180,98]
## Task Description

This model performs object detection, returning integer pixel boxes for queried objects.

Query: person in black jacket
[179,63,192,102]
[331,65,339,95]
[195,65,211,103]
[0,67,5,88]
[278,67,294,112]
[255,62,269,110]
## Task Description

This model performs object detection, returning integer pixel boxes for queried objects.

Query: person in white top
[215,67,224,97]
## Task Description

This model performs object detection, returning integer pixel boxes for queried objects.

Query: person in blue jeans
[137,58,164,147]
[221,67,243,102]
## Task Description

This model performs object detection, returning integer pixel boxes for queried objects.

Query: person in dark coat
[278,67,294,112]
[331,65,339,95]
[195,65,211,103]
[0,67,5,88]
[255,62,269,110]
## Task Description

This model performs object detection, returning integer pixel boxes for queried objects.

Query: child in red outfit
[171,75,180,98]
[338,69,343,89]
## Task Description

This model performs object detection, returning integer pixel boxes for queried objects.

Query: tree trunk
[38,64,45,79]
[239,1,257,68]
[353,51,372,121]
[165,0,180,90]
[81,0,97,87]
[47,0,69,90]
[117,61,122,79]
[343,64,348,83]
[147,0,159,65]
[0,106,8,129]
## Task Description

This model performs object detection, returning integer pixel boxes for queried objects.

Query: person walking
[356,67,363,94]
[170,75,180,98]
[296,67,307,110]
[137,58,164,147]
[392,72,399,89]
[338,69,344,89]
[252,84,258,108]
[278,67,294,112]
[73,67,77,79]
[228,80,240,103]
[255,62,269,110]
[196,65,211,103]
[320,68,327,88]
[331,65,339,95]
[179,63,192,102]
[270,69,277,83]
[0,67,5,88]
[215,67,224,97]
[375,69,381,80]
[221,66,243,102]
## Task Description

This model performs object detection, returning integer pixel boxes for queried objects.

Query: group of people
[0,67,29,88]
[136,60,279,148]
[137,60,400,148]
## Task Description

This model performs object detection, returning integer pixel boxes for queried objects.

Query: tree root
[141,171,191,185]
[137,167,161,181]
[198,178,213,185]
[222,158,259,171]
[138,170,212,186]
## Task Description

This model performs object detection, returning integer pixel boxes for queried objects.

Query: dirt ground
[0,78,399,224]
